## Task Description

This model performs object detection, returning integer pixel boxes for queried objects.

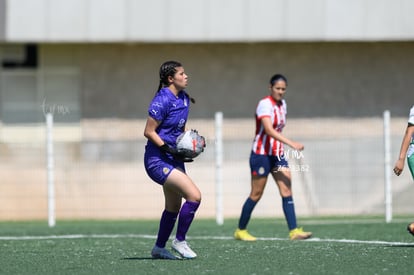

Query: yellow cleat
[234,229,257,241]
[289,227,312,240]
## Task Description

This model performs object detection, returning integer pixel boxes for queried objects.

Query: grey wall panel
[0,0,6,41]
[1,42,413,122]
[0,42,414,122]
[66,42,413,119]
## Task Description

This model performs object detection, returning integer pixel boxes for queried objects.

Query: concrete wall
[0,0,5,40]
[39,42,414,119]
[1,42,413,123]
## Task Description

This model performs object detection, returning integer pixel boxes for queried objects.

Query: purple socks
[155,210,178,248]
[176,201,200,241]
[155,201,200,247]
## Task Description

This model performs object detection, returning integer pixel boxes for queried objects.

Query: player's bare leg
[407,222,414,236]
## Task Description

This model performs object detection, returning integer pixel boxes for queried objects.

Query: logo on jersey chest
[178,118,186,129]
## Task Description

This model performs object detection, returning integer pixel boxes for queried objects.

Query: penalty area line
[0,234,412,246]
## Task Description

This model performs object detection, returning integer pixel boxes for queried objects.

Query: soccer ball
[407,222,414,236]
[176,129,205,158]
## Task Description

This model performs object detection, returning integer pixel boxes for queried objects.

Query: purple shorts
[250,152,289,177]
[144,151,185,185]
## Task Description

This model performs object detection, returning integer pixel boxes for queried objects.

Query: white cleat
[171,239,197,259]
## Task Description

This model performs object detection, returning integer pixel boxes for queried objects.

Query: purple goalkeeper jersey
[146,87,190,153]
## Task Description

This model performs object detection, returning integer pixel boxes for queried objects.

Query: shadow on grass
[122,257,184,260]
[386,244,414,248]
[122,257,154,260]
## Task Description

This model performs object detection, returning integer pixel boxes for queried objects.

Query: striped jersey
[251,96,287,156]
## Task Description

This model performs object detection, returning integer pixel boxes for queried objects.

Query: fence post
[383,110,392,223]
[215,112,224,225]
[46,112,56,227]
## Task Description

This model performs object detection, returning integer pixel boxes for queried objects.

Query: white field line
[0,234,412,246]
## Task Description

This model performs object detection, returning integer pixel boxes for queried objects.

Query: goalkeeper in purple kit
[144,60,201,259]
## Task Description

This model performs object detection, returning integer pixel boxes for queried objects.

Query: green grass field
[1,216,414,275]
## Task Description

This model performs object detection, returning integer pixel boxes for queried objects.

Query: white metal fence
[0,112,413,223]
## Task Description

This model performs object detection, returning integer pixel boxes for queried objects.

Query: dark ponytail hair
[270,74,288,86]
[156,60,195,103]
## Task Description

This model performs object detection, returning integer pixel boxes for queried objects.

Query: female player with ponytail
[234,74,312,241]
[144,61,200,259]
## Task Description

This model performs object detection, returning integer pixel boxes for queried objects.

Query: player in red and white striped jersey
[252,95,287,156]
[235,74,312,241]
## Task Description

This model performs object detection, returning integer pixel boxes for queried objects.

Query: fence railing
[0,113,412,224]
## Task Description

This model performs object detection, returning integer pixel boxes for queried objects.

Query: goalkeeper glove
[159,144,193,162]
